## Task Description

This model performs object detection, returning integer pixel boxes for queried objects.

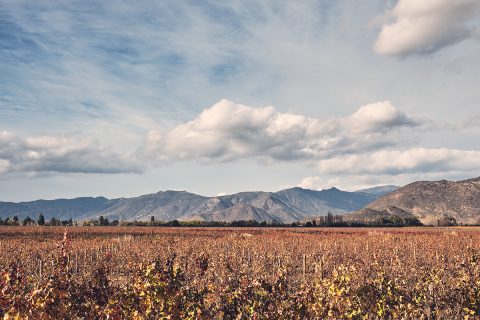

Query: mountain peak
[160,190,187,194]
[281,186,305,192]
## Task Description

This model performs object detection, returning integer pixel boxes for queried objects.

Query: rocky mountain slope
[276,187,378,214]
[98,191,208,222]
[194,191,306,222]
[351,177,480,225]
[188,203,280,223]
[0,186,396,223]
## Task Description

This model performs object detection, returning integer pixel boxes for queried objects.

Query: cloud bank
[145,100,480,191]
[299,148,480,191]
[0,131,140,177]
[2,97,477,193]
[375,0,480,56]
[316,148,480,175]
[145,99,420,162]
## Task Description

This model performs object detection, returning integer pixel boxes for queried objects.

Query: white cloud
[145,99,420,162]
[317,148,480,175]
[374,0,480,56]
[297,127,480,192]
[297,175,382,191]
[296,170,479,192]
[298,174,403,192]
[298,176,328,190]
[346,101,416,132]
[0,131,140,176]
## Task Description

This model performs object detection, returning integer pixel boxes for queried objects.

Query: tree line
[0,212,454,228]
[0,214,75,226]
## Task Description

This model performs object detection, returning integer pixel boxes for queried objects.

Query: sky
[1,0,480,201]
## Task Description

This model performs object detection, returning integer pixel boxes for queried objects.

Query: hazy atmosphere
[1,0,480,201]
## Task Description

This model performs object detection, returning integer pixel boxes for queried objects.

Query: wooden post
[39,259,43,280]
[75,252,79,273]
[320,257,324,280]
[302,254,306,283]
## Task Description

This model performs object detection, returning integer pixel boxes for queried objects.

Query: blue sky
[1,0,480,201]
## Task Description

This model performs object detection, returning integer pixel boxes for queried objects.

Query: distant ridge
[0,185,396,223]
[0,197,118,221]
[356,185,399,196]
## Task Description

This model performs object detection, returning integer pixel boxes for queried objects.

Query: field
[1,227,479,319]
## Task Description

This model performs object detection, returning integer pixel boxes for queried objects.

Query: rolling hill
[350,177,480,225]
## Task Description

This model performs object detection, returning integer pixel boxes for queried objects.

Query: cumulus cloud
[345,101,418,132]
[145,99,420,162]
[374,0,480,56]
[316,148,480,175]
[0,131,140,176]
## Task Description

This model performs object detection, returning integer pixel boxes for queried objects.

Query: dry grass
[1,226,479,319]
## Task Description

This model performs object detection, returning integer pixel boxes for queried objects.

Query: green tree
[22,216,33,226]
[327,212,334,226]
[168,220,181,227]
[38,214,45,226]
[5,217,19,226]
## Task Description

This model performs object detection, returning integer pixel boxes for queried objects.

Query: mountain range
[0,186,398,223]
[4,176,480,225]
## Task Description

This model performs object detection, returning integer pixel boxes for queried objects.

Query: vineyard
[1,226,479,319]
